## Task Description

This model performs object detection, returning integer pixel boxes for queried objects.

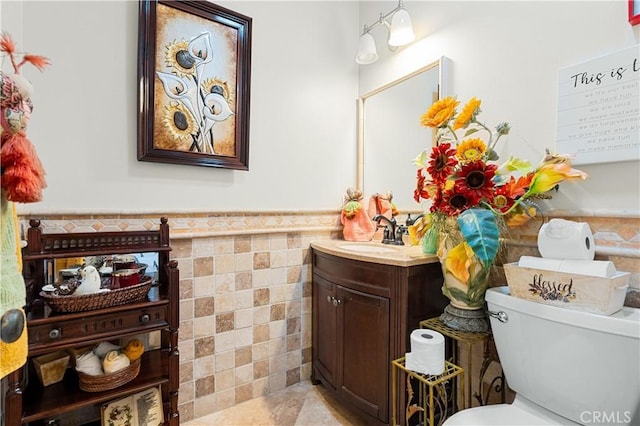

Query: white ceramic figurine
[75,265,102,295]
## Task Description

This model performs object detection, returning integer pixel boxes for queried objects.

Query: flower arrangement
[409,96,588,310]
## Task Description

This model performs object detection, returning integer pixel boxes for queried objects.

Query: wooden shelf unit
[3,217,179,426]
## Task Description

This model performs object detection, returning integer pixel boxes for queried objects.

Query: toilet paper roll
[518,256,616,278]
[405,329,444,376]
[537,219,595,261]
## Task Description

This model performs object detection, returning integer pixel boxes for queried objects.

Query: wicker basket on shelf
[78,357,141,392]
[40,275,152,313]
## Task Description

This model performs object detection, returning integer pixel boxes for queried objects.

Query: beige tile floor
[183,380,367,426]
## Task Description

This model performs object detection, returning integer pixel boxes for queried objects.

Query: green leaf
[443,285,472,305]
[463,128,479,137]
[486,148,500,161]
[457,208,499,267]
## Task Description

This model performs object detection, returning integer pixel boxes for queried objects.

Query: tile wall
[171,230,337,421]
[19,210,639,421]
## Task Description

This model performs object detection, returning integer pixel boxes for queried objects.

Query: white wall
[359,0,640,215]
[3,1,639,216]
[2,1,359,214]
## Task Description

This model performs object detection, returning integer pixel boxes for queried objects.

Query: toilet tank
[486,286,640,426]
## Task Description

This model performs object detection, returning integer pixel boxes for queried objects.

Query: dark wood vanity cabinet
[311,248,448,425]
[3,218,179,426]
[314,274,390,421]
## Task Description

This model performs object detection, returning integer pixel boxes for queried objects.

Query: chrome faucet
[372,214,404,245]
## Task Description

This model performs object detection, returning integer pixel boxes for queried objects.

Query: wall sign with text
[556,45,639,165]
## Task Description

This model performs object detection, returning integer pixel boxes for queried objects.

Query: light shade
[388,8,415,46]
[355,33,379,64]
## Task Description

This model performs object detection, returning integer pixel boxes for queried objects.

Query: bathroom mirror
[358,57,449,213]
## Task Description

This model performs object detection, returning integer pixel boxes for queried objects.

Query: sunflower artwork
[139,0,252,169]
[156,30,235,155]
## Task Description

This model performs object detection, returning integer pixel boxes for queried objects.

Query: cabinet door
[312,275,338,389]
[338,285,390,423]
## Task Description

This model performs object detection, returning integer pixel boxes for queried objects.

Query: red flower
[492,186,515,213]
[455,161,497,203]
[437,187,475,216]
[431,187,444,211]
[427,143,457,183]
[414,169,426,203]
[492,175,532,212]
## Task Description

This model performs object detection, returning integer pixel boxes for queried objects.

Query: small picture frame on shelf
[101,386,163,426]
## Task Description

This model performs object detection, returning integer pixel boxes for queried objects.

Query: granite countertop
[310,239,439,267]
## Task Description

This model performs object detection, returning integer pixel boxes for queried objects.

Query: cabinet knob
[48,328,61,339]
[140,314,150,323]
[326,296,342,307]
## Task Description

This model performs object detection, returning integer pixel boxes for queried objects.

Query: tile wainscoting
[17,210,639,421]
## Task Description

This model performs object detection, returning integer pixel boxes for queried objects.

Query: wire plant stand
[392,357,464,426]
[419,317,507,407]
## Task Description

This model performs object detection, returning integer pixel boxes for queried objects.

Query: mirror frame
[356,56,450,210]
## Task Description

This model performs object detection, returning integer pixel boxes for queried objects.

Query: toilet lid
[443,401,580,426]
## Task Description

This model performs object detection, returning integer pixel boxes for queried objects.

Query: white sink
[336,243,398,254]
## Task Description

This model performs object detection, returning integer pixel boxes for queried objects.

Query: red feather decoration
[1,132,46,203]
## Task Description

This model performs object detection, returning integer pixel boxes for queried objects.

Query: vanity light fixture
[355,0,415,65]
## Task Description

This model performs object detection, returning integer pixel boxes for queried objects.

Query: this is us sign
[556,45,639,165]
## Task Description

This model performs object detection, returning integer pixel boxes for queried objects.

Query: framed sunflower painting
[137,0,252,169]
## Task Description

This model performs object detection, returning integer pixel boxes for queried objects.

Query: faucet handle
[405,213,424,226]
[382,227,391,244]
[394,225,406,245]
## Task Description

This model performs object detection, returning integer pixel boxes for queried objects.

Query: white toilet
[444,286,640,425]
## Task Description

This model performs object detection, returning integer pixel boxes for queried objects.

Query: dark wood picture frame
[137,0,252,170]
[630,0,640,25]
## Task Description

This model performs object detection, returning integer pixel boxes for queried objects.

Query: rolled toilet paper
[537,219,595,261]
[405,329,445,376]
[518,256,616,278]
[518,256,563,271]
[103,350,130,374]
[75,351,103,376]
